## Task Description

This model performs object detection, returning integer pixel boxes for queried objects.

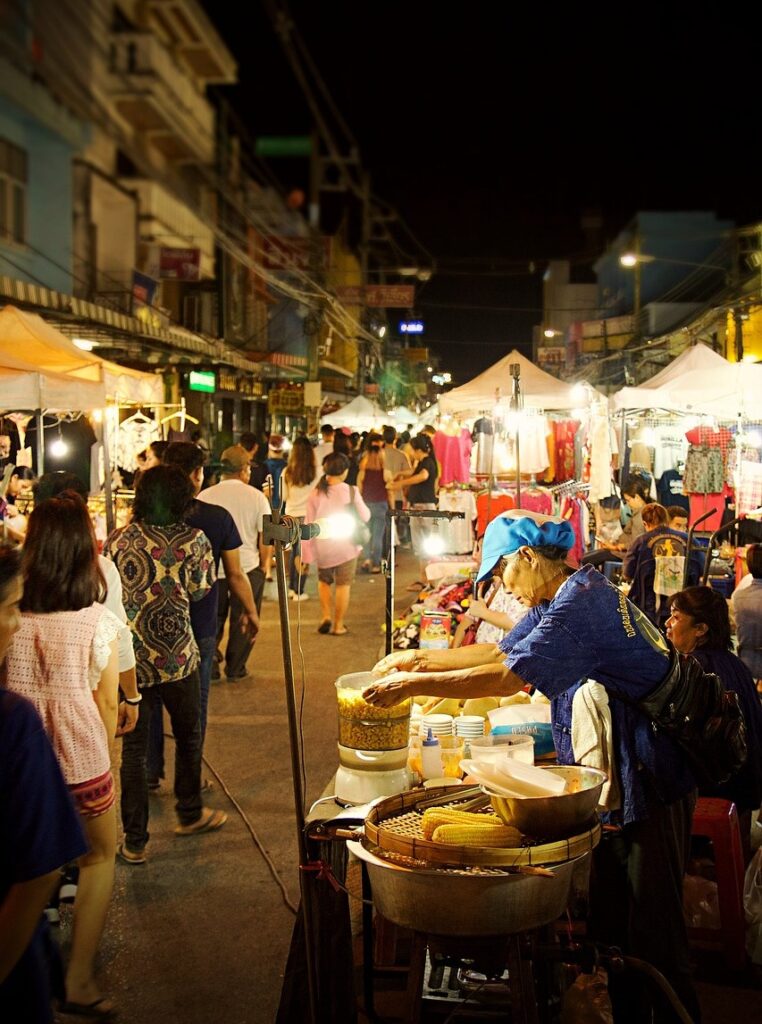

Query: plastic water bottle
[421,728,443,780]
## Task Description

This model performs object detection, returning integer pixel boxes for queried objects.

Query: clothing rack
[549,479,590,497]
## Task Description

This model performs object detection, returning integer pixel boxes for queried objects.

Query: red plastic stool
[688,797,747,970]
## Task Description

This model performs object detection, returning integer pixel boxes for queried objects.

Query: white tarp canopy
[0,305,162,407]
[0,351,107,411]
[390,405,419,428]
[439,349,596,415]
[323,394,386,431]
[611,343,762,419]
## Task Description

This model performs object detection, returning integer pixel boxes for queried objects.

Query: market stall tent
[611,343,762,419]
[0,354,107,411]
[439,349,595,415]
[324,394,386,431]
[0,305,162,405]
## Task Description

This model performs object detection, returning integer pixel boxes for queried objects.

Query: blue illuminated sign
[399,320,424,334]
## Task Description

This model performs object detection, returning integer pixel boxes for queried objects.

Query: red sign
[158,247,200,281]
[335,286,364,304]
[365,284,415,308]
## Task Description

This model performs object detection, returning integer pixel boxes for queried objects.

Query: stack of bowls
[420,713,453,738]
[454,715,485,740]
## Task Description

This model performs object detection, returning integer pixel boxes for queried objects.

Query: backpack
[627,645,748,787]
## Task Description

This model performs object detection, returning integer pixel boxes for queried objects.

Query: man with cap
[365,509,701,1024]
[197,446,271,680]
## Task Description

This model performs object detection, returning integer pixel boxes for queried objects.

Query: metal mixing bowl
[486,765,607,839]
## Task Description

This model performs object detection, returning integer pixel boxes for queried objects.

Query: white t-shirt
[283,474,319,518]
[314,442,334,470]
[98,554,136,673]
[197,479,270,574]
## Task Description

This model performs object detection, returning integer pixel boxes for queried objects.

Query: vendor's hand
[467,599,489,621]
[372,651,421,677]
[116,701,139,736]
[363,674,413,707]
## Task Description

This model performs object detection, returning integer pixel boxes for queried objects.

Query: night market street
[43,548,760,1024]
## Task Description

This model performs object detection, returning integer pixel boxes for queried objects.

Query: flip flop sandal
[174,808,227,837]
[58,997,115,1020]
[317,620,331,634]
[330,627,349,636]
[116,842,146,865]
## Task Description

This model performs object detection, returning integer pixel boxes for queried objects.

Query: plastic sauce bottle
[421,728,443,780]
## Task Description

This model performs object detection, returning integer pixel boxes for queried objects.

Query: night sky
[205,3,762,384]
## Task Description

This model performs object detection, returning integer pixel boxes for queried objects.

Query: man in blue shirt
[365,510,701,1023]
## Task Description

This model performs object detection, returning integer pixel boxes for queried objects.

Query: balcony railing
[106,32,214,164]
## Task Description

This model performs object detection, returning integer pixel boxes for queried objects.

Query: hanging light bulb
[422,521,446,556]
[51,426,69,459]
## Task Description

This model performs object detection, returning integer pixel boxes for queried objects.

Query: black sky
[205,3,762,383]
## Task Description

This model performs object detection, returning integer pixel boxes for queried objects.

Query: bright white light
[51,439,69,458]
[544,328,558,339]
[746,431,762,448]
[281,438,292,452]
[320,513,356,540]
[619,253,638,268]
[422,533,446,556]
[442,372,452,383]
[742,355,759,364]
[378,325,387,338]
[493,403,505,420]
[570,383,587,403]
[73,337,95,351]
[92,409,103,423]
[427,366,433,373]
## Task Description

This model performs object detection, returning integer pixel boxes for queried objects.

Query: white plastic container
[421,729,443,780]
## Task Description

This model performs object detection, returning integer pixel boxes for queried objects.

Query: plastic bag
[683,873,720,929]
[561,968,614,1024]
[488,702,555,757]
[743,846,762,964]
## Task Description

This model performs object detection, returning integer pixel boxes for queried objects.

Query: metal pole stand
[263,506,321,1024]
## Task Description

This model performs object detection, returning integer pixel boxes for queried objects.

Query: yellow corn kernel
[421,807,502,840]
[432,823,520,847]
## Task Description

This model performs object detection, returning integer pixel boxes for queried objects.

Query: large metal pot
[348,840,586,936]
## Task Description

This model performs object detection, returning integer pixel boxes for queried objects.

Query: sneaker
[211,663,221,682]
[117,842,147,865]
[58,867,78,903]
[288,588,297,599]
[291,592,309,602]
[45,904,60,925]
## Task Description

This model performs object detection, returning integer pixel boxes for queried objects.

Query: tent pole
[34,405,44,475]
[101,409,115,535]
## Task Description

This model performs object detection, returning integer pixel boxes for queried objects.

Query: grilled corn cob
[432,823,521,847]
[421,807,503,840]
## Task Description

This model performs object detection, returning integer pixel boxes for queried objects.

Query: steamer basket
[363,786,601,868]
[348,839,586,936]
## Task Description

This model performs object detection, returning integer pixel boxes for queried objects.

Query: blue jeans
[120,670,203,852]
[289,517,306,593]
[364,501,388,566]
[148,635,216,779]
[216,567,265,678]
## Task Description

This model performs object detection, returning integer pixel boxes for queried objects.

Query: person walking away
[314,424,334,469]
[105,465,225,864]
[667,585,762,863]
[154,444,258,767]
[357,433,393,573]
[731,543,762,690]
[197,446,270,680]
[332,430,359,485]
[0,543,90,1024]
[393,433,439,588]
[261,435,289,581]
[302,453,370,636]
[238,432,269,491]
[282,436,319,599]
[3,497,125,1018]
[382,426,411,546]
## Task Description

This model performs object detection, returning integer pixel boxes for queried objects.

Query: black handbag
[631,645,748,787]
[348,486,371,547]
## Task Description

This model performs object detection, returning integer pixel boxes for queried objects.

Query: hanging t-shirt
[438,489,477,553]
[657,468,689,512]
[433,429,472,486]
[475,491,515,537]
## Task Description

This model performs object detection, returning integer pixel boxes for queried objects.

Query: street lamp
[619,252,728,272]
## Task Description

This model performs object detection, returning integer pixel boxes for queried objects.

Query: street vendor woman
[364,509,700,1024]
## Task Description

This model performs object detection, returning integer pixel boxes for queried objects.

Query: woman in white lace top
[4,494,124,1017]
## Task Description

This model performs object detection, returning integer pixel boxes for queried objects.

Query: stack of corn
[421,807,520,848]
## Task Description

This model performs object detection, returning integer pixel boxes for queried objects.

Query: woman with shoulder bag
[302,453,370,636]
